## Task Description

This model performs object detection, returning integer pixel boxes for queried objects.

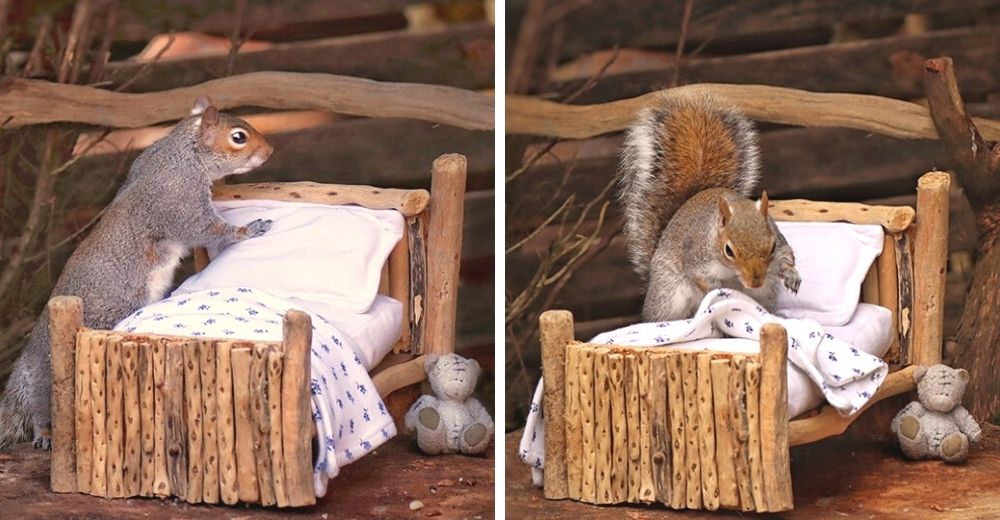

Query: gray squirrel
[0,97,274,450]
[617,93,802,322]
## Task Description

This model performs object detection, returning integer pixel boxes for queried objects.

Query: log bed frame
[46,153,468,507]
[538,171,951,512]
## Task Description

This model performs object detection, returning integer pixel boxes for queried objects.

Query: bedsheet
[114,286,396,498]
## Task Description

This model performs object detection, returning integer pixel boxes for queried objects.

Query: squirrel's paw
[32,433,51,451]
[242,218,273,239]
[780,265,802,294]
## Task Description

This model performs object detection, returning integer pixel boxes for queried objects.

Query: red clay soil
[506,424,1000,519]
[0,435,494,520]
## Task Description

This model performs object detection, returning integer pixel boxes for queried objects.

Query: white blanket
[114,286,397,498]
[519,289,889,484]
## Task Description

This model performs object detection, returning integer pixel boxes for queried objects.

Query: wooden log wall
[559,344,792,513]
[506,1,993,403]
[53,328,315,508]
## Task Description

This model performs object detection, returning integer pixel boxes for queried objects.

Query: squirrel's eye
[230,130,247,146]
[724,243,735,259]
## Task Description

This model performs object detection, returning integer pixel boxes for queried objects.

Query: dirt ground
[506,424,1000,519]
[0,435,494,520]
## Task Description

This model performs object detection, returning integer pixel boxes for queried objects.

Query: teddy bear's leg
[405,395,449,455]
[940,432,970,464]
[459,422,491,454]
[896,415,931,459]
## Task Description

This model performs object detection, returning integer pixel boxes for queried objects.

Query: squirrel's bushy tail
[617,92,761,280]
[0,380,30,450]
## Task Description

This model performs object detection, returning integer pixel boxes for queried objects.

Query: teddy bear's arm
[403,394,439,433]
[465,397,495,429]
[891,401,927,434]
[952,406,983,443]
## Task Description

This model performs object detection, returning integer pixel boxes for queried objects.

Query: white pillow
[174,200,404,313]
[773,221,884,326]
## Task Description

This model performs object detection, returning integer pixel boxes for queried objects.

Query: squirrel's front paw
[241,218,273,239]
[780,264,801,294]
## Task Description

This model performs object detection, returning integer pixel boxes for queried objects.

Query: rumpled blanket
[114,286,397,498]
[519,288,888,484]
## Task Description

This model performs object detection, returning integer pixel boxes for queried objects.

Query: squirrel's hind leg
[642,269,703,322]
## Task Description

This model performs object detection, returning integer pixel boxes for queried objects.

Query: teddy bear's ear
[468,358,481,378]
[957,368,970,382]
[424,354,440,373]
[914,366,927,383]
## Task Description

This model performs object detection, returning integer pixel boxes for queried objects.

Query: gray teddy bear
[891,364,982,463]
[404,353,494,455]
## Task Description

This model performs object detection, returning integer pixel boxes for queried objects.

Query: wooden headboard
[192,154,468,357]
[768,171,950,367]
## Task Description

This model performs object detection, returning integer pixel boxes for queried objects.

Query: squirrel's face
[190,96,273,179]
[717,193,775,289]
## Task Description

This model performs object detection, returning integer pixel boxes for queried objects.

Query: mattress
[287,294,403,371]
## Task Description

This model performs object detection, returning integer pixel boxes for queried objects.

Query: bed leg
[49,295,83,493]
[912,171,950,367]
[425,154,466,355]
[758,323,793,512]
[540,309,574,499]
[282,310,316,507]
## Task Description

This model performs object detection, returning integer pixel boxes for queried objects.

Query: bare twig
[21,15,53,78]
[507,0,548,94]
[672,0,694,87]
[506,195,574,254]
[88,0,120,84]
[58,0,94,84]
[226,0,249,77]
[561,45,619,104]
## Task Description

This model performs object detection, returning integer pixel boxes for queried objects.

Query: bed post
[758,323,793,511]
[911,171,950,366]
[282,310,316,507]
[425,153,467,355]
[49,295,84,493]
[540,309,574,499]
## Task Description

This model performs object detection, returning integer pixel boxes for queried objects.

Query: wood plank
[122,341,142,498]
[625,355,642,503]
[680,352,702,509]
[107,336,126,498]
[251,344,276,506]
[666,353,685,509]
[593,347,613,504]
[151,338,169,497]
[578,347,597,503]
[564,344,583,500]
[138,341,155,497]
[636,352,656,503]
[48,296,82,494]
[268,350,289,508]
[74,331,93,494]
[608,353,627,503]
[697,353,719,511]
[730,356,754,512]
[281,311,316,506]
[199,340,219,504]
[231,347,259,504]
[164,341,188,501]
[710,359,739,509]
[540,310,572,499]
[554,27,1000,103]
[745,361,766,512]
[103,23,494,92]
[183,341,204,503]
[89,333,108,497]
[759,325,793,512]
[508,0,1000,61]
[216,342,239,505]
[649,353,672,505]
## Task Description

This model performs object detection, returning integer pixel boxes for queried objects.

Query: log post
[268,350,289,507]
[593,347,613,504]
[106,336,125,498]
[90,333,108,497]
[199,340,219,504]
[164,340,188,500]
[564,344,583,500]
[729,356,754,512]
[912,171,950,366]
[680,353,702,509]
[231,347,258,504]
[122,341,141,497]
[424,153,466,355]
[282,310,316,506]
[608,353,627,503]
[710,359,738,509]
[75,331,94,494]
[138,341,155,496]
[49,295,83,493]
[579,347,597,503]
[666,353,686,509]
[745,361,765,512]
[696,353,719,511]
[649,353,672,505]
[151,338,169,497]
[758,324,794,512]
[251,344,276,506]
[878,234,900,363]
[183,340,204,503]
[539,309,573,499]
[216,341,239,505]
[636,353,656,504]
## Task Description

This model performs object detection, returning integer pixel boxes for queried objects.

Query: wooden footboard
[540,311,794,512]
[48,296,316,507]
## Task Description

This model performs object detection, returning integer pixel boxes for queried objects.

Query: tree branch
[922,56,1000,214]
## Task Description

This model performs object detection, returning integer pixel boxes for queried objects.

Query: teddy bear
[890,364,982,463]
[404,353,494,455]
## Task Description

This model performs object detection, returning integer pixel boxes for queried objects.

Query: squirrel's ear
[718,197,732,226]
[191,96,214,115]
[757,191,769,218]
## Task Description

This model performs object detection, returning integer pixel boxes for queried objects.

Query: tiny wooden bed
[46,154,468,507]
[538,171,951,512]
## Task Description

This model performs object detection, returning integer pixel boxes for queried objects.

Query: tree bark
[924,56,1000,420]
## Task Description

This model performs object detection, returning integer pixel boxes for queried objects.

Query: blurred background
[504,1,998,428]
[0,0,495,409]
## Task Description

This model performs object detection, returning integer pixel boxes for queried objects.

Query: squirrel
[617,93,801,322]
[0,97,274,450]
